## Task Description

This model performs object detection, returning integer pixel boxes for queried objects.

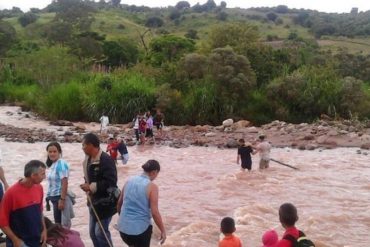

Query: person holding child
[219,217,242,247]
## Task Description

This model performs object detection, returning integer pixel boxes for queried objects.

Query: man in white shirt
[254,135,272,170]
[99,114,109,134]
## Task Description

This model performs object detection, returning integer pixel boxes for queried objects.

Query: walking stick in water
[87,194,114,247]
[270,158,299,170]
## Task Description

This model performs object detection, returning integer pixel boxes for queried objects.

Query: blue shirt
[47,159,69,197]
[118,174,151,235]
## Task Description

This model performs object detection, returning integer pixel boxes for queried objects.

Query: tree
[169,9,181,20]
[145,16,164,28]
[275,5,289,13]
[184,29,198,39]
[0,21,17,55]
[208,47,256,117]
[175,1,190,10]
[216,11,228,21]
[266,12,278,22]
[203,0,217,12]
[18,12,39,27]
[43,21,73,44]
[102,40,139,67]
[111,0,121,7]
[148,35,195,66]
[206,22,259,54]
[220,1,227,9]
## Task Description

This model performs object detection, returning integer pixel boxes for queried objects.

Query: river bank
[1,106,370,151]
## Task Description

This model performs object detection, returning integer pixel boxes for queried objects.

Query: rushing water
[0,106,369,247]
[0,140,369,247]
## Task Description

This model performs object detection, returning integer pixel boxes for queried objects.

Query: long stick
[87,194,114,247]
[270,158,299,170]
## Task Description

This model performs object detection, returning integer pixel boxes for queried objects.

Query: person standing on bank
[0,160,47,247]
[46,142,70,227]
[80,133,118,247]
[117,160,166,247]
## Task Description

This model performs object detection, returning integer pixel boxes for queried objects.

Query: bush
[18,12,38,27]
[0,82,40,108]
[82,72,157,123]
[39,81,84,121]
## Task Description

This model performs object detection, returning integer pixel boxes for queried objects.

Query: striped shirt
[47,159,69,197]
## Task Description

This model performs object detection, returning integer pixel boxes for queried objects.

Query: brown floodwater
[0,106,369,247]
[0,141,369,247]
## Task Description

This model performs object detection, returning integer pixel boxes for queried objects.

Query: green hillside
[0,1,370,125]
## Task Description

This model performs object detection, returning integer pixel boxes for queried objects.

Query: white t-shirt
[257,141,271,160]
[100,116,109,129]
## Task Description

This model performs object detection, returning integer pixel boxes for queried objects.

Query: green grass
[318,36,370,54]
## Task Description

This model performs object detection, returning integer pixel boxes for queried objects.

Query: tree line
[0,0,369,125]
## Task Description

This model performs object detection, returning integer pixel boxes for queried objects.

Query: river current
[0,107,369,247]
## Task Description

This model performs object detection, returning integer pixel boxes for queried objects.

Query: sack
[283,231,315,247]
[92,187,121,208]
[91,187,121,219]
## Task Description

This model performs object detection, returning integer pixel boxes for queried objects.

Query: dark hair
[46,142,62,168]
[142,160,160,172]
[44,216,68,245]
[238,139,245,144]
[259,135,265,140]
[279,203,298,227]
[24,160,46,178]
[221,217,235,234]
[83,133,100,148]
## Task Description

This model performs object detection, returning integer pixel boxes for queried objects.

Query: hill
[0,1,369,125]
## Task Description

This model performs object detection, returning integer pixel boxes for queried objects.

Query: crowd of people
[0,133,166,247]
[0,118,315,247]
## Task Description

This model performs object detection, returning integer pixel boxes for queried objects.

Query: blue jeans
[89,210,113,247]
[48,195,62,224]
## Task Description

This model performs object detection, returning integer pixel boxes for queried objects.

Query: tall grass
[0,82,40,108]
[39,81,85,121]
[82,72,157,123]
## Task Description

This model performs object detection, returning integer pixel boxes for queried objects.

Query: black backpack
[283,230,315,247]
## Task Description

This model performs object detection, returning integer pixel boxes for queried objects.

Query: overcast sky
[0,0,369,13]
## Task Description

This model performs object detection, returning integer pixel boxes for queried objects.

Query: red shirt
[219,234,242,247]
[107,142,119,159]
[277,227,299,247]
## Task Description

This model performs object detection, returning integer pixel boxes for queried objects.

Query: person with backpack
[277,203,315,247]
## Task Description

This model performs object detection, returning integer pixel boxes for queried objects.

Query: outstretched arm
[149,183,166,244]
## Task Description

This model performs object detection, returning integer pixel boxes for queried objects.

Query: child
[138,116,147,144]
[106,137,119,162]
[45,216,84,247]
[237,139,253,171]
[278,202,317,247]
[219,217,242,247]
[117,138,129,165]
[262,229,278,247]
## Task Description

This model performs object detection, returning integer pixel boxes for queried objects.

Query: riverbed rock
[225,139,238,148]
[222,119,233,127]
[360,143,370,150]
[50,120,74,126]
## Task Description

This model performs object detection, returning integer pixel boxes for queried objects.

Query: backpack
[283,230,315,247]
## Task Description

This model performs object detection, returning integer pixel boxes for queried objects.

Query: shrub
[39,81,84,120]
[82,72,157,123]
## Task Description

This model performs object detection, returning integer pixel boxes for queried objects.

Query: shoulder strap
[298,230,306,237]
[283,234,296,243]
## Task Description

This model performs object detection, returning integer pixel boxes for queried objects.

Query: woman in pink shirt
[45,217,84,247]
